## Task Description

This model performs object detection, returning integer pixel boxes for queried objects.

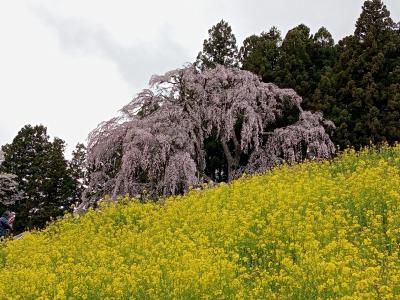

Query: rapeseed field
[1,145,400,299]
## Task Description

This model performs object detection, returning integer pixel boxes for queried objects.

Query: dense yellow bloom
[0,145,400,298]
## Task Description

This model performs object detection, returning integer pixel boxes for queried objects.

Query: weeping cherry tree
[81,64,335,208]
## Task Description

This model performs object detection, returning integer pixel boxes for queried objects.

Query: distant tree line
[197,0,400,149]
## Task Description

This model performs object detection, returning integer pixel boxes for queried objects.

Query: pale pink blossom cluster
[0,173,20,206]
[81,65,335,207]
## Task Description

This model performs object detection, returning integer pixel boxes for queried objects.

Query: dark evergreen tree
[313,0,400,148]
[42,138,75,219]
[69,143,88,204]
[239,25,337,111]
[0,125,75,231]
[355,0,395,42]
[276,24,313,100]
[309,27,337,87]
[238,0,399,149]
[239,27,282,82]
[196,19,239,69]
[276,24,337,110]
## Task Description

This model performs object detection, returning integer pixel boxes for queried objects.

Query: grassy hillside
[1,146,400,299]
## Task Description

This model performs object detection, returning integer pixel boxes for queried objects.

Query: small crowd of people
[0,211,16,238]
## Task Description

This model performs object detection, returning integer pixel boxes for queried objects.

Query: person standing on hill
[0,211,14,238]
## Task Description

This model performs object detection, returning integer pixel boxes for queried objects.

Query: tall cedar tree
[240,25,337,111]
[313,0,400,148]
[276,24,314,102]
[239,27,282,83]
[196,20,239,70]
[69,143,88,204]
[0,125,75,231]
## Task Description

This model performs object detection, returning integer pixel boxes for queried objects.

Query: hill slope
[1,146,400,299]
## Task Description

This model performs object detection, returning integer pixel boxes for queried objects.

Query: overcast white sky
[1,0,399,157]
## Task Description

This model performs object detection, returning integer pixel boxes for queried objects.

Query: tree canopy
[239,24,338,112]
[237,0,399,149]
[0,125,75,231]
[2,0,396,214]
[312,0,400,148]
[81,65,335,208]
[239,27,282,83]
[69,143,88,205]
[196,19,239,70]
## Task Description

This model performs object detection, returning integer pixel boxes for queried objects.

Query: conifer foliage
[239,24,337,112]
[69,143,88,204]
[238,0,399,149]
[0,125,75,231]
[314,0,400,148]
[196,19,239,70]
